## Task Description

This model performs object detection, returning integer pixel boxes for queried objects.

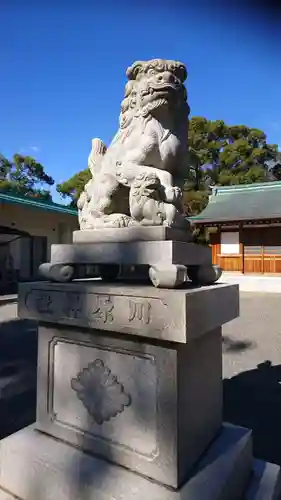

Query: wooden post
[240,224,245,274]
[261,228,265,274]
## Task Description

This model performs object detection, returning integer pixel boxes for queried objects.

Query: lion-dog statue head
[118,59,190,129]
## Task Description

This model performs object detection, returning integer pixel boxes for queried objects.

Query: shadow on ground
[0,318,37,439]
[222,334,256,353]
[223,360,281,467]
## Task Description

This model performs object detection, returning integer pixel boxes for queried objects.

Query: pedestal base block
[38,240,222,288]
[0,423,255,500]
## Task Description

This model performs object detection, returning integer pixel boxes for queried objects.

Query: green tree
[0,153,54,200]
[56,169,91,207]
[183,117,280,215]
[188,117,278,186]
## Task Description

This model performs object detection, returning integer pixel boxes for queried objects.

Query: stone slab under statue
[40,239,221,288]
[38,58,221,288]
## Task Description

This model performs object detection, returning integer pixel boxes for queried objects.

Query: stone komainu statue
[38,58,222,289]
[78,59,191,230]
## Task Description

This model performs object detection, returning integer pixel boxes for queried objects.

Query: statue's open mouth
[141,84,177,99]
[147,84,179,105]
[150,83,177,95]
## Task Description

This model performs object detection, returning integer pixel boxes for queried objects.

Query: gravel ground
[0,292,281,466]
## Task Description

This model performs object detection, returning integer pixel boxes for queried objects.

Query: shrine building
[192,181,281,274]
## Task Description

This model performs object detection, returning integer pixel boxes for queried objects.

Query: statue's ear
[126,61,144,80]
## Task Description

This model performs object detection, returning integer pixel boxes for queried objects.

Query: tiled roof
[0,192,77,216]
[192,181,281,224]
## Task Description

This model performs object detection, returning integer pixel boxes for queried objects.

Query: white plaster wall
[0,201,78,260]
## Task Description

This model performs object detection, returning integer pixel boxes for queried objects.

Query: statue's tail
[88,138,107,177]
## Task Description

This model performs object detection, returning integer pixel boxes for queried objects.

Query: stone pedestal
[0,281,280,499]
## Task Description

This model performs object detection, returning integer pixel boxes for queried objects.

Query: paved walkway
[0,302,37,439]
[219,272,281,293]
[223,292,281,467]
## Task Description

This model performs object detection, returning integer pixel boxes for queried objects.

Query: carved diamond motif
[71,359,131,425]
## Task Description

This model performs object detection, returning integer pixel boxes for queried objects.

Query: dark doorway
[0,227,47,294]
[0,226,30,294]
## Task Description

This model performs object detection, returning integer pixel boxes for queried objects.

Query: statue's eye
[148,68,156,76]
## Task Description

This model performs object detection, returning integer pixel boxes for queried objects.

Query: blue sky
[1,2,280,202]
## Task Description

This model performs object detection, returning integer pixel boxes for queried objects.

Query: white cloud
[30,146,40,152]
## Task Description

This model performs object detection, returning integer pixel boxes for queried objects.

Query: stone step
[1,468,279,500]
[245,459,281,500]
[2,461,277,500]
[0,423,253,500]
